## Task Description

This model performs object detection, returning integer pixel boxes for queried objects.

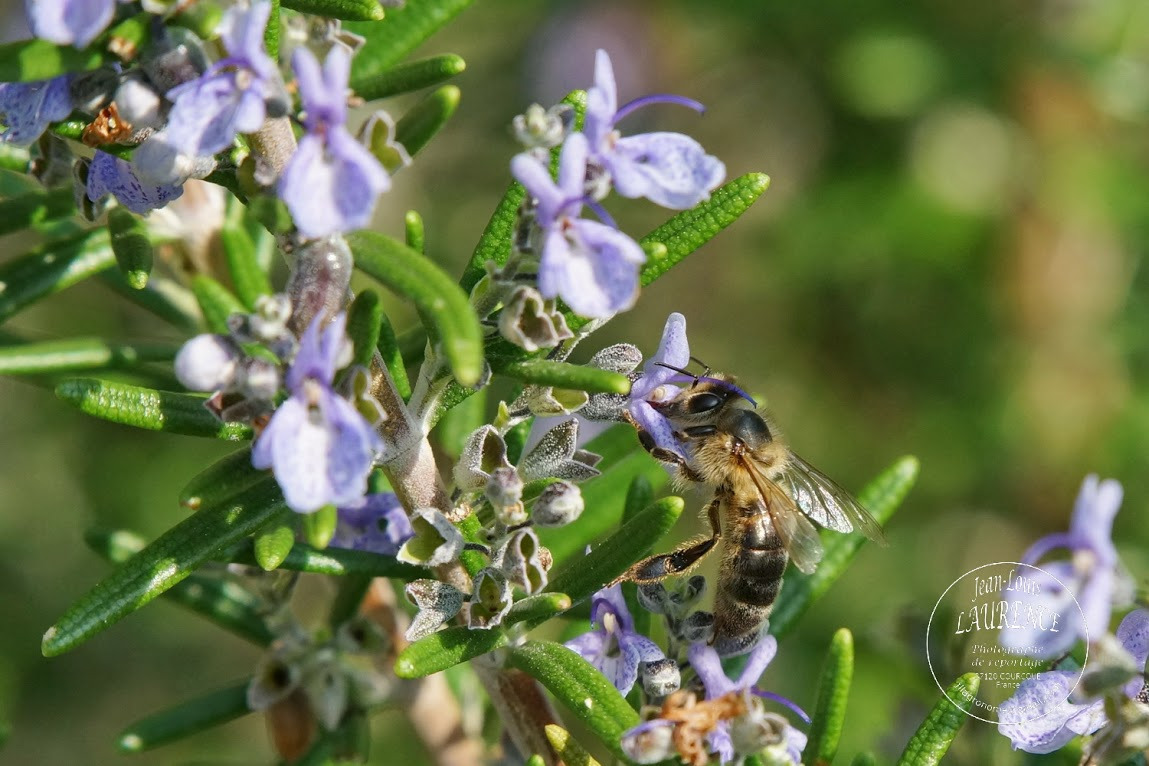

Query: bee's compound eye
[688,392,723,414]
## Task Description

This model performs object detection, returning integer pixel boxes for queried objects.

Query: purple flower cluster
[564,584,665,695]
[176,307,384,515]
[999,609,1149,753]
[6,1,392,230]
[510,50,724,319]
[619,637,807,765]
[998,475,1130,659]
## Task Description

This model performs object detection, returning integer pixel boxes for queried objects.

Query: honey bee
[618,364,887,655]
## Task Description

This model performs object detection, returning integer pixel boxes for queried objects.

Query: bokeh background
[2,0,1149,763]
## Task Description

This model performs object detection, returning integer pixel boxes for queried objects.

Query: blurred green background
[3,0,1149,763]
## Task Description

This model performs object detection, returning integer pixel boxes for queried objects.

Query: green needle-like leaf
[226,539,424,579]
[262,0,280,59]
[192,275,245,334]
[394,84,460,158]
[0,229,113,324]
[500,360,630,395]
[180,447,264,511]
[769,455,918,638]
[0,37,104,82]
[505,592,571,626]
[850,754,878,766]
[405,209,425,252]
[346,290,383,369]
[98,270,203,333]
[43,480,289,656]
[348,230,483,386]
[253,519,296,571]
[346,0,473,81]
[281,0,383,20]
[525,756,545,766]
[302,504,337,549]
[351,54,466,101]
[107,208,153,289]
[544,724,602,766]
[119,681,252,753]
[376,308,411,399]
[507,641,639,760]
[895,674,979,766]
[542,496,683,616]
[85,528,274,646]
[639,173,771,286]
[0,338,177,375]
[394,625,509,679]
[55,378,253,440]
[807,628,855,766]
[0,187,75,236]
[329,575,372,625]
[622,474,654,525]
[222,199,271,309]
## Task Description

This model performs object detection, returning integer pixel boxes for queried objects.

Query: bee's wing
[742,456,824,573]
[780,451,888,545]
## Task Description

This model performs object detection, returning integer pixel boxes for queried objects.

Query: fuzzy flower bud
[642,658,681,698]
[175,334,240,392]
[531,480,584,527]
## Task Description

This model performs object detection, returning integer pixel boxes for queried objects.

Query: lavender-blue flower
[511,132,646,318]
[279,45,391,238]
[25,0,116,48]
[564,583,664,695]
[252,312,383,513]
[584,49,725,210]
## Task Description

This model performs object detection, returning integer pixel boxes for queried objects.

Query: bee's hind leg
[611,498,722,586]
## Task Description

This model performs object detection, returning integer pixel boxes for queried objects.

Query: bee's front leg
[623,411,706,484]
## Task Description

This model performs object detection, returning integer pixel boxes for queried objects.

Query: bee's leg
[611,498,722,585]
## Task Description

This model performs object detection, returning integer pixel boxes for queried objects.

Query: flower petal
[998,671,1106,753]
[737,635,778,688]
[688,642,735,699]
[87,151,184,214]
[584,49,618,148]
[0,75,73,146]
[26,0,115,47]
[631,312,690,399]
[609,132,726,210]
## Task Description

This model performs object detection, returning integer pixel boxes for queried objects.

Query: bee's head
[650,365,757,423]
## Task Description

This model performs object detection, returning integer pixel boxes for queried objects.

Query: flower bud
[642,658,681,698]
[141,26,210,93]
[485,466,525,525]
[531,480,584,527]
[114,75,163,129]
[512,103,573,150]
[678,611,716,644]
[238,356,281,401]
[175,334,240,392]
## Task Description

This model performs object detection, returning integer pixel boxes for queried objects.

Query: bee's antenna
[653,362,696,377]
[689,356,712,376]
